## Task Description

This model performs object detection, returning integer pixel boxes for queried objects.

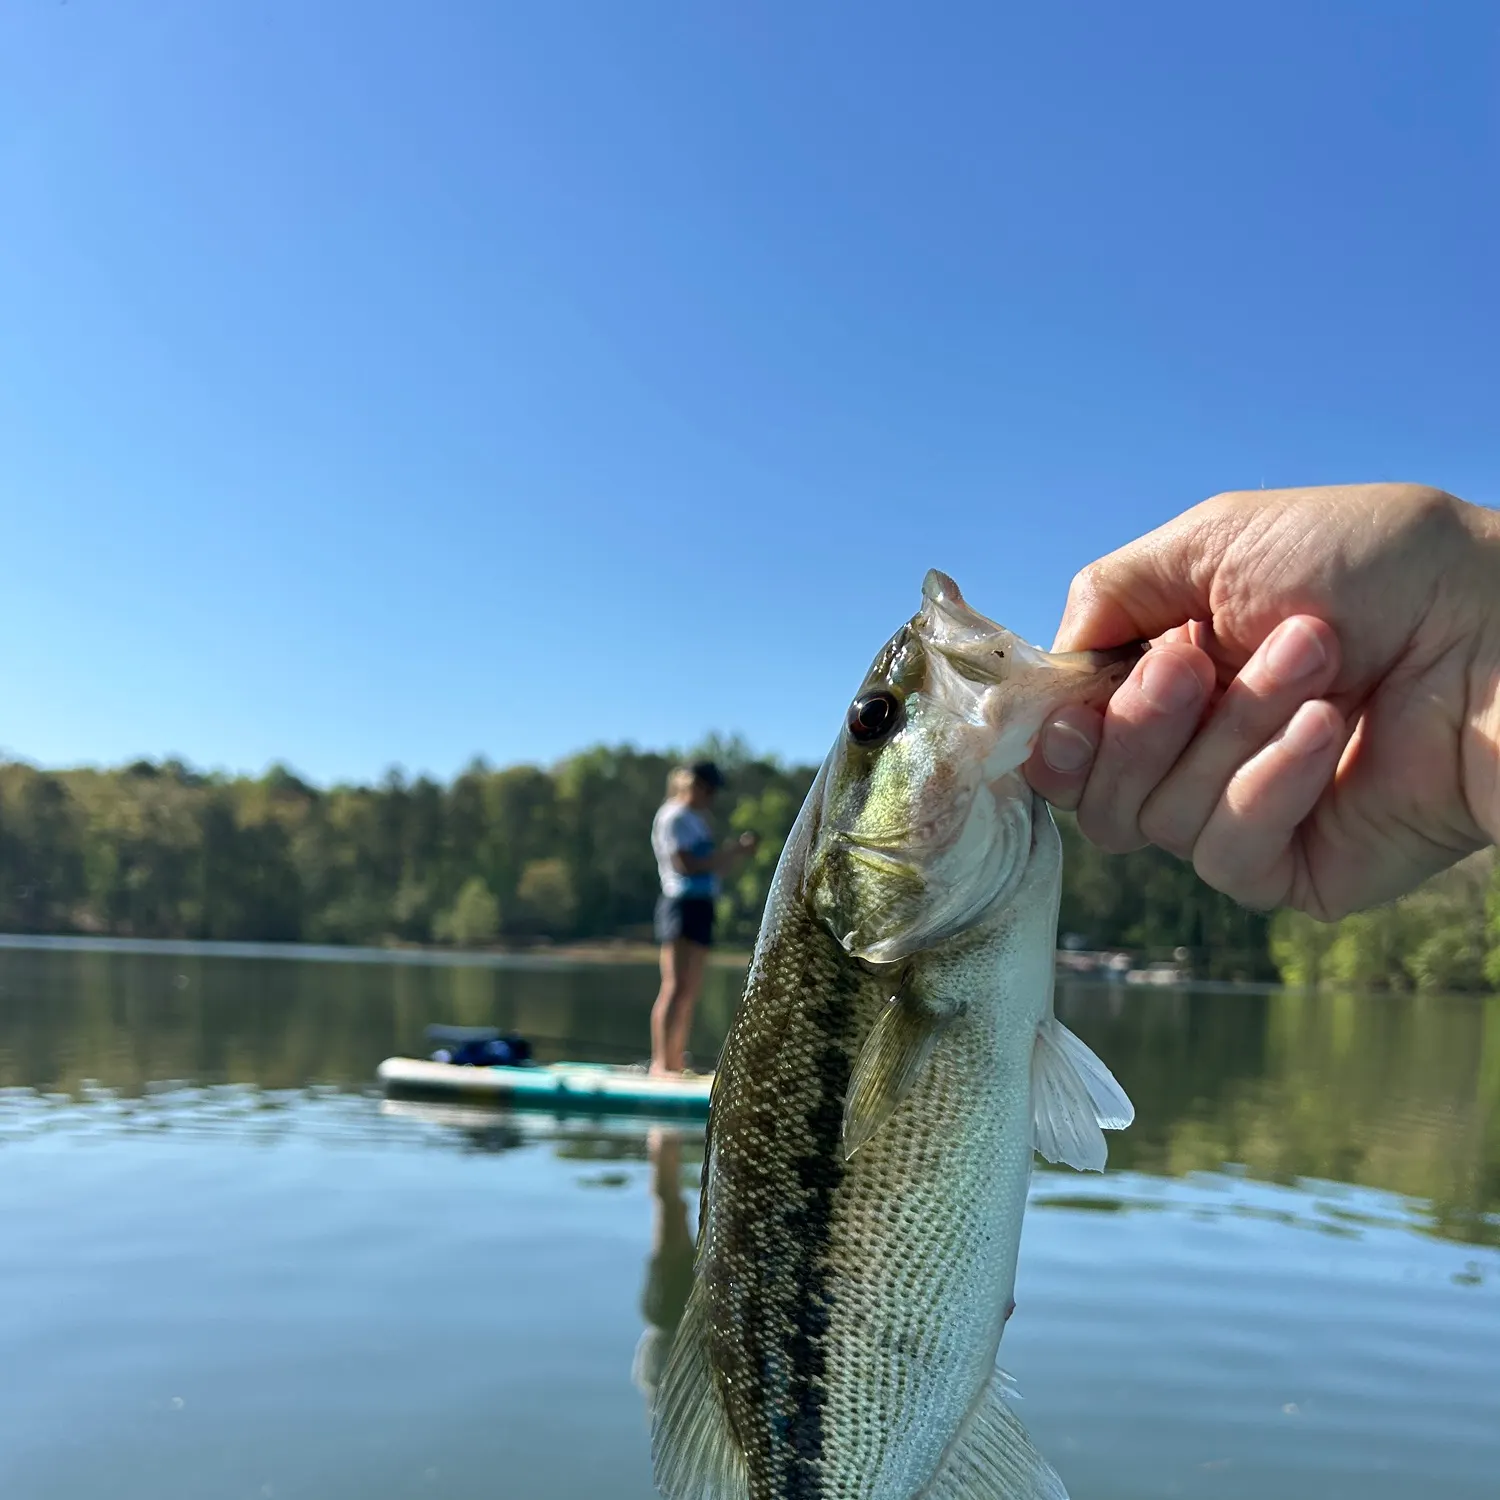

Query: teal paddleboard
[375,1057,713,1116]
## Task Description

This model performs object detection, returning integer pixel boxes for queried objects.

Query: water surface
[0,939,1496,1499]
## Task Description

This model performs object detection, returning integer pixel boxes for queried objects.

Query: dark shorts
[655,895,715,948]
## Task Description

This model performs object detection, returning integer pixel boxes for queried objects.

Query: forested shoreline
[1,744,1496,991]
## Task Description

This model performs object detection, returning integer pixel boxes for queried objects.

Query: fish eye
[846,690,903,747]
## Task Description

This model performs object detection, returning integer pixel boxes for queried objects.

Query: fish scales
[655,571,1141,1500]
[703,884,863,1499]
[705,809,1057,1500]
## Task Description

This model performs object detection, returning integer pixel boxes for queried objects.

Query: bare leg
[667,941,708,1071]
[650,943,680,1075]
[651,939,707,1075]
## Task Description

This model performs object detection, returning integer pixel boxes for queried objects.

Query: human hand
[1024,484,1500,919]
[736,832,761,854]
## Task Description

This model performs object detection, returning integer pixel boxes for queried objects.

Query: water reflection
[632,1128,698,1408]
[0,939,1495,1245]
[375,1098,704,1407]
[0,938,744,1091]
[1056,983,1500,1245]
[376,1098,705,1420]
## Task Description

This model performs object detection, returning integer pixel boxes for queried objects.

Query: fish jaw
[915,568,1143,777]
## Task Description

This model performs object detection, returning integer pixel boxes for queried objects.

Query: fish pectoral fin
[650,1281,749,1500]
[1046,1015,1135,1130]
[842,982,952,1160]
[923,1368,1069,1500]
[1030,1016,1134,1173]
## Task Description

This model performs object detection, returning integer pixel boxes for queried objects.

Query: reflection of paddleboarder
[631,1127,696,1407]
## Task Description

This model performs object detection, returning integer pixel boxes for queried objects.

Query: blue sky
[2,3,1495,785]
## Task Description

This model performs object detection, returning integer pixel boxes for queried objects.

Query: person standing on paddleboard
[649,761,757,1076]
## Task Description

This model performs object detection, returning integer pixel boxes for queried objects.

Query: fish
[651,569,1143,1500]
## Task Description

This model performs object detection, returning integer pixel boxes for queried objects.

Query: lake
[0,937,1496,1499]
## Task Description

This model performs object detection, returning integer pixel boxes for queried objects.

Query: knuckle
[1401,484,1460,526]
[1036,780,1082,814]
[1066,560,1109,613]
[1190,843,1245,899]
[1137,794,1198,861]
[1207,699,1273,750]
[1191,835,1282,909]
[1142,821,1195,863]
[1076,805,1140,855]
[1205,667,1305,743]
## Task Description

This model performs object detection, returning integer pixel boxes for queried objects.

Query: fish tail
[922,1369,1069,1500]
[651,1281,749,1500]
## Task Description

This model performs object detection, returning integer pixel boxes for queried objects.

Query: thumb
[1053,504,1233,653]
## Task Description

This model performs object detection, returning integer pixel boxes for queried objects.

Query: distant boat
[1125,961,1191,987]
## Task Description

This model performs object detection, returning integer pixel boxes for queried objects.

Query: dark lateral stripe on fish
[772,970,856,1500]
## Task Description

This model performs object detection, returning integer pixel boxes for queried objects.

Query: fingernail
[1041,720,1097,774]
[1280,702,1338,756]
[1139,652,1204,715]
[1265,618,1328,686]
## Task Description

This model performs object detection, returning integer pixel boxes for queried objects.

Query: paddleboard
[376,1056,713,1116]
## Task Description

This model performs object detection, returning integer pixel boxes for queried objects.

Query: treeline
[1,744,1496,988]
[0,740,805,951]
[1271,848,1500,994]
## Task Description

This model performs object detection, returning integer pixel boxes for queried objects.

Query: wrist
[1457,497,1500,843]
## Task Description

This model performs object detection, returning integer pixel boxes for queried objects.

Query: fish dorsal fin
[842,978,958,1160]
[651,1280,748,1500]
[923,1368,1070,1500]
[1031,1016,1134,1173]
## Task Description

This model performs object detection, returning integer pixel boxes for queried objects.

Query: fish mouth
[1034,637,1145,701]
[917,568,1143,696]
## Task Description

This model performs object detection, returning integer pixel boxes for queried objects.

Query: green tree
[1055,810,1275,980]
[1270,850,1495,994]
[1269,909,1341,988]
[1408,924,1489,993]
[389,874,435,943]
[718,783,807,945]
[1486,865,1500,990]
[1324,910,1420,991]
[0,770,86,931]
[553,747,672,935]
[195,792,302,942]
[434,877,501,947]
[515,858,577,938]
[481,766,560,911]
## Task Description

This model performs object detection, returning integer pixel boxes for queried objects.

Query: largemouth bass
[652,571,1142,1500]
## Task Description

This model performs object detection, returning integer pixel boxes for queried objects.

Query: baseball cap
[689,760,726,790]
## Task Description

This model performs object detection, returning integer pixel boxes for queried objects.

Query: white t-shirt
[651,801,717,900]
